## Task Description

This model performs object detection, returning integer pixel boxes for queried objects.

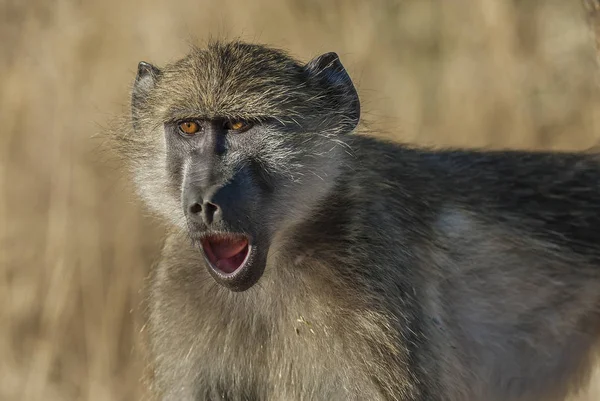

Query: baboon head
[124,41,360,291]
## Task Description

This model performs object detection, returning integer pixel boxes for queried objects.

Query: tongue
[203,236,249,274]
[210,237,247,259]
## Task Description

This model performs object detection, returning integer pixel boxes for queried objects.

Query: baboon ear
[305,52,360,132]
[132,61,161,130]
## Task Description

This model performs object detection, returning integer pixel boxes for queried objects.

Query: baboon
[112,39,600,400]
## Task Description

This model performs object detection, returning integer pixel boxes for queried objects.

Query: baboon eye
[178,121,201,135]
[224,120,253,132]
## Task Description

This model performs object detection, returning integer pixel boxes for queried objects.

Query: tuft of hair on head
[127,41,360,139]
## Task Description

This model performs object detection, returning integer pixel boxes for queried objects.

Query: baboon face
[126,42,360,291]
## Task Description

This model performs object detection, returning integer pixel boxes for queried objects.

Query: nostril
[203,202,219,225]
[189,203,202,215]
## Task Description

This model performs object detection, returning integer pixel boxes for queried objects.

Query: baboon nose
[202,201,220,225]
[187,200,221,226]
[184,179,243,228]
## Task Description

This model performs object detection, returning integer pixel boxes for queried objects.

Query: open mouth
[201,234,251,275]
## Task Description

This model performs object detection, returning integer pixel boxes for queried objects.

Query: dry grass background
[2,0,600,400]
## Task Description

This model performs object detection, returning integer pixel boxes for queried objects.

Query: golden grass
[1,0,600,400]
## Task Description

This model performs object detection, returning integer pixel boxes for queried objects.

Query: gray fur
[110,41,600,401]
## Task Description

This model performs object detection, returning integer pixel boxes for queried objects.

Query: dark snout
[183,185,221,227]
[182,169,268,292]
[183,176,250,230]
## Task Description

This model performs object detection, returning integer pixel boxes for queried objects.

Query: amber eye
[225,120,252,132]
[178,121,201,135]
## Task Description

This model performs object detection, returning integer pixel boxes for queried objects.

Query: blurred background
[2,0,600,400]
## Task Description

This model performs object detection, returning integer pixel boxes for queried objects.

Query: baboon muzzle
[182,173,249,229]
[182,169,266,292]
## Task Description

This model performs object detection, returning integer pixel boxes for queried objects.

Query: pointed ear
[132,61,161,130]
[305,52,360,132]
